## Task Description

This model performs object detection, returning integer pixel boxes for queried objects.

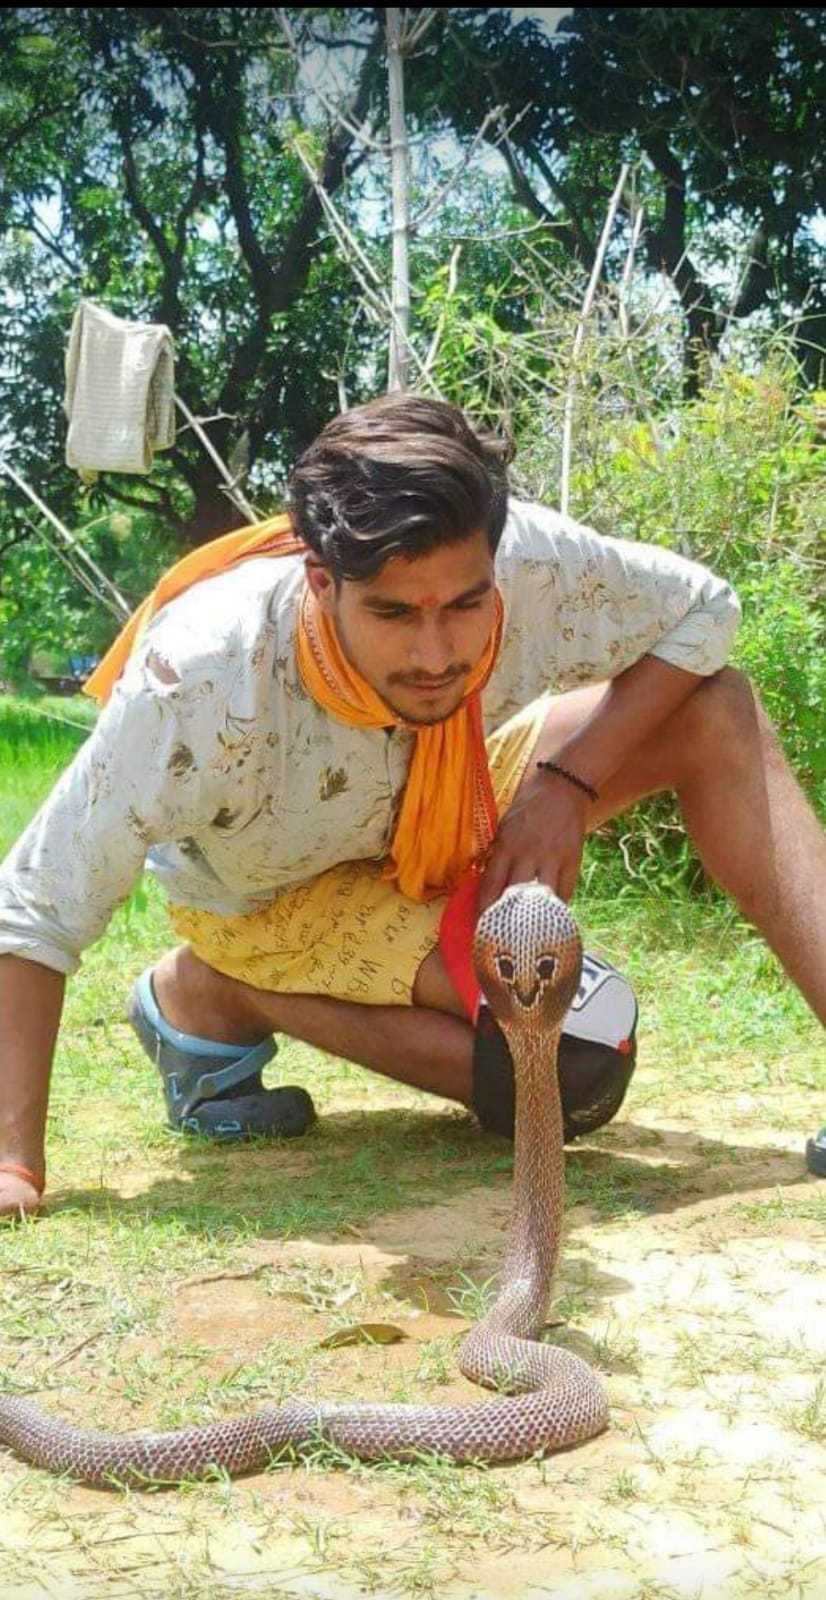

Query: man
[1,394,825,1219]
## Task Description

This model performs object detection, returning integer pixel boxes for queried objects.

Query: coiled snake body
[0,885,608,1487]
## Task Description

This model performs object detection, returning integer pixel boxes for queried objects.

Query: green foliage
[734,560,826,803]
[0,509,179,682]
[0,697,93,856]
[559,360,826,822]
[0,6,383,553]
[423,252,825,892]
[579,364,826,890]
[574,366,825,567]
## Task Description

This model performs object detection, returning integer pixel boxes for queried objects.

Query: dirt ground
[1,1087,825,1600]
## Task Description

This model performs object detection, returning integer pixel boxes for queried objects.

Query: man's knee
[154,944,271,1035]
[665,667,761,785]
[472,1011,637,1141]
[413,946,470,1017]
[472,956,639,1142]
[682,666,757,739]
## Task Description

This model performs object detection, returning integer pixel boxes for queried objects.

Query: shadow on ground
[37,1108,816,1240]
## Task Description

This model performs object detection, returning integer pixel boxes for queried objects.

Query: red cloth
[438,869,484,1023]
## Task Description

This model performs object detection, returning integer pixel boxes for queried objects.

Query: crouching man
[2,395,826,1218]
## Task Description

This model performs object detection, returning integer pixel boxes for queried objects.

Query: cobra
[0,884,608,1487]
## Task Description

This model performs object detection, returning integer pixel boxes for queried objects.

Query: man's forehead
[356,531,493,607]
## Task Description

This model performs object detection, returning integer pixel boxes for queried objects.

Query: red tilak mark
[418,595,441,609]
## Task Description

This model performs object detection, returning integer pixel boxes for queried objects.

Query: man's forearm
[551,655,706,793]
[0,954,64,1179]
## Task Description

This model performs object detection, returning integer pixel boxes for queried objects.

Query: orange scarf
[84,513,502,903]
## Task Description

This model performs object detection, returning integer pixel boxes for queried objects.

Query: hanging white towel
[64,301,176,479]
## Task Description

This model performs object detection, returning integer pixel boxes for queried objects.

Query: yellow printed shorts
[168,693,552,1007]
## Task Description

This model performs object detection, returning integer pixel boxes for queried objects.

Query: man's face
[305,529,496,725]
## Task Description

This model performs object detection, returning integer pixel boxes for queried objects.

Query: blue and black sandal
[805,1127,826,1177]
[127,969,316,1142]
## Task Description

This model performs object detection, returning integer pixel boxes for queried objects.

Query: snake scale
[0,884,608,1487]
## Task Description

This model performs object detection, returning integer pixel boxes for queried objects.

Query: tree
[0,6,530,674]
[405,7,826,391]
[2,5,822,675]
[0,6,387,549]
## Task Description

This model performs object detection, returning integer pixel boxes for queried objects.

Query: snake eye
[496,955,515,982]
[536,956,556,981]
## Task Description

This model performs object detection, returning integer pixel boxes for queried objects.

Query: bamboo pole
[559,164,629,516]
[0,459,130,618]
[385,9,412,392]
[173,396,259,524]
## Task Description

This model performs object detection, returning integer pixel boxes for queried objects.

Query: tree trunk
[181,454,250,546]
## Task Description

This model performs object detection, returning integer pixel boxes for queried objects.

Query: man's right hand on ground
[0,953,66,1222]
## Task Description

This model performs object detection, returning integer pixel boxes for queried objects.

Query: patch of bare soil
[2,1097,826,1600]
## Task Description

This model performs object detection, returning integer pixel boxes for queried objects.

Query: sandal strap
[171,1043,276,1112]
[0,1162,45,1195]
[130,970,277,1118]
[135,968,272,1061]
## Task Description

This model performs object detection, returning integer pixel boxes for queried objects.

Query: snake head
[473,882,583,1029]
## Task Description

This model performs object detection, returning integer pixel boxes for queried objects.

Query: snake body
[0,885,608,1487]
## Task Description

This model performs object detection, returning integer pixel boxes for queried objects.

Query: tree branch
[287,134,443,397]
[305,31,373,52]
[0,528,32,564]
[88,16,205,338]
[171,101,210,279]
[642,135,723,388]
[218,18,386,422]
[730,221,773,320]
[402,9,440,52]
[276,11,389,154]
[560,164,629,514]
[21,209,82,277]
[204,59,275,309]
[101,479,187,534]
[527,146,596,267]
[386,7,412,390]
[498,129,553,225]
[490,103,595,269]
[0,83,85,165]
[421,243,462,379]
[411,107,504,235]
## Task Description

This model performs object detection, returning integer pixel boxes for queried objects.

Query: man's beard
[393,706,457,726]
[382,677,468,726]
[382,662,470,726]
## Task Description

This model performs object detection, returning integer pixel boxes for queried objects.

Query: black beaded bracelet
[536,759,599,803]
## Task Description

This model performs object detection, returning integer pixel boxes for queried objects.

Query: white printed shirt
[0,499,740,975]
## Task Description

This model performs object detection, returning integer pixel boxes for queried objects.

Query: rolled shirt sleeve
[494,504,742,705]
[611,537,742,677]
[0,645,221,976]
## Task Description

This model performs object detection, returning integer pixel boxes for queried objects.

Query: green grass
[0,693,97,855]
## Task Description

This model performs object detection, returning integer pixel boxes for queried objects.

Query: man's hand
[476,656,709,915]
[0,955,64,1222]
[0,1170,42,1220]
[477,772,590,913]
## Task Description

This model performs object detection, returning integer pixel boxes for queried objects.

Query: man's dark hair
[288,394,514,581]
